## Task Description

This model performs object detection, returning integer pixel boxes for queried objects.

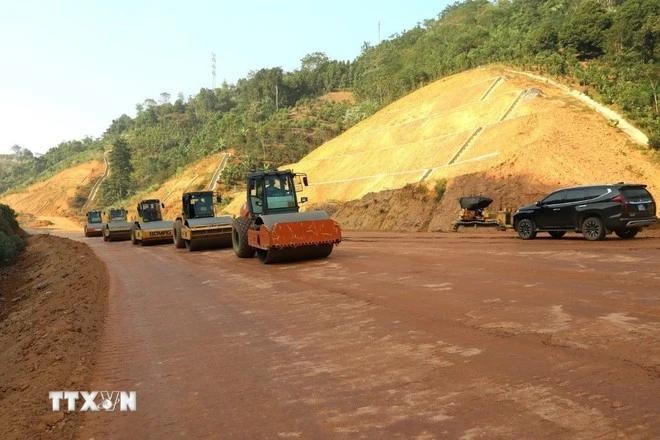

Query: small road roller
[83,210,103,237]
[101,207,132,241]
[130,199,173,245]
[173,191,233,251]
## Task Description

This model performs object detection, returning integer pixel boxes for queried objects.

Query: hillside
[225,66,658,230]
[0,160,105,227]
[3,0,657,227]
[4,66,658,233]
[119,153,225,221]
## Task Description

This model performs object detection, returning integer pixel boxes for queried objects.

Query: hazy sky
[0,0,450,154]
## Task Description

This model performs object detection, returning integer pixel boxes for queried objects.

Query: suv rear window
[584,187,608,199]
[565,187,608,203]
[621,187,652,202]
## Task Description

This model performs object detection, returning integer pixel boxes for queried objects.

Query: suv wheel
[516,218,537,240]
[614,228,639,239]
[548,231,566,239]
[582,216,606,241]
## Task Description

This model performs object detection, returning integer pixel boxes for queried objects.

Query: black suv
[513,184,657,240]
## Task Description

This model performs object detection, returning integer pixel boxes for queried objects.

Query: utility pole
[378,21,381,44]
[211,52,217,89]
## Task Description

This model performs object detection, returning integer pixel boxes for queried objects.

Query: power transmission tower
[211,52,217,89]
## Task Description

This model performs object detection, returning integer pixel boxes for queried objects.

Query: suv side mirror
[216,194,222,203]
[535,201,542,207]
[300,196,308,204]
[303,176,308,186]
[161,203,165,209]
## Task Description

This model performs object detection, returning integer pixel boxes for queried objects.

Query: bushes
[649,133,660,150]
[434,179,448,201]
[0,204,23,266]
[0,232,23,266]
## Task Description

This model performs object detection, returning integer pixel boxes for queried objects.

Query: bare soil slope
[227,66,658,229]
[5,67,659,232]
[121,152,223,221]
[1,154,224,230]
[0,234,108,439]
[0,160,104,227]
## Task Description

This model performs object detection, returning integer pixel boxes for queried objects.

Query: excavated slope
[5,67,659,232]
[121,152,224,221]
[225,66,659,229]
[0,160,104,222]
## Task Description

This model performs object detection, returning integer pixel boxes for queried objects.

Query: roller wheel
[516,218,537,240]
[614,228,639,239]
[173,220,185,248]
[256,249,272,264]
[84,227,91,238]
[232,217,255,258]
[185,239,200,252]
[582,216,606,241]
[131,228,140,245]
[548,231,566,239]
[257,244,334,264]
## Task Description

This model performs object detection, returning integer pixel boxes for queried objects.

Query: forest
[1,0,657,204]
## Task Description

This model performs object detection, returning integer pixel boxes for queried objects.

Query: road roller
[173,191,233,251]
[232,169,342,264]
[83,209,103,237]
[101,207,132,241]
[130,199,173,245]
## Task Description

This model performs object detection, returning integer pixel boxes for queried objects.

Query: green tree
[103,138,135,201]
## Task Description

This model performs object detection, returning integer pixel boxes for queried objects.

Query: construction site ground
[0,235,108,440]
[17,223,657,439]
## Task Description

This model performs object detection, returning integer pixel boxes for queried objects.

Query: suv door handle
[553,208,560,211]
[577,204,587,208]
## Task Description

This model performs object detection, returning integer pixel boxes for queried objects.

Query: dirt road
[67,230,659,439]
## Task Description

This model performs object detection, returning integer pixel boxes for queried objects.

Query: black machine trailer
[452,196,509,231]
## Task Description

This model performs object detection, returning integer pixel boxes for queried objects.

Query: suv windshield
[87,212,101,223]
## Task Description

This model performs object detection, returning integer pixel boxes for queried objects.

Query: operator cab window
[264,175,296,210]
[250,178,264,214]
[189,194,214,218]
[140,202,162,222]
[88,212,101,223]
[110,209,126,221]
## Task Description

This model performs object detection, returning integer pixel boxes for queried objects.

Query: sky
[0,0,451,155]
